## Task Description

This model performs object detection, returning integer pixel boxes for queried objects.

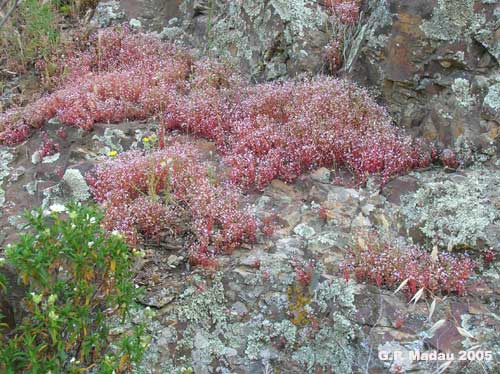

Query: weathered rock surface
[92,0,334,80]
[90,0,500,155]
[1,120,499,372]
[349,0,500,155]
[1,1,499,372]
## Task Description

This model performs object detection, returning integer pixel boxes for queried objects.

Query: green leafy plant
[0,202,146,373]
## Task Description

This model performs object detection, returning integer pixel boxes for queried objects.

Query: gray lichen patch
[483,82,500,111]
[165,0,331,80]
[207,0,325,79]
[401,169,500,249]
[0,149,13,210]
[92,128,126,154]
[459,314,500,373]
[420,0,485,41]
[62,169,91,201]
[452,78,475,108]
[135,264,359,373]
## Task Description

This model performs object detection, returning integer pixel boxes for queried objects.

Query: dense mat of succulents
[0,26,447,266]
[1,27,432,186]
[86,142,257,265]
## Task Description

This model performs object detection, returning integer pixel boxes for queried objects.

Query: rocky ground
[1,0,500,373]
[0,119,499,373]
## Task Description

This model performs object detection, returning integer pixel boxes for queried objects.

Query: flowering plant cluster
[38,131,60,159]
[1,27,431,190]
[0,26,192,145]
[166,78,432,189]
[0,26,435,265]
[340,235,476,297]
[290,258,316,287]
[86,142,257,264]
[325,0,361,25]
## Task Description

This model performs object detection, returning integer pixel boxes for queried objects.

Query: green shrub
[0,202,146,374]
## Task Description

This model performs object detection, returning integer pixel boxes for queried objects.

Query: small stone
[129,18,142,28]
[24,180,38,195]
[167,255,182,268]
[31,151,42,164]
[42,153,60,164]
[310,167,331,183]
[47,117,61,126]
[63,168,90,201]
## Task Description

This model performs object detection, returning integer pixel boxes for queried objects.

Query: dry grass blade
[428,319,446,336]
[0,0,19,30]
[357,236,368,251]
[393,278,409,295]
[457,327,475,340]
[428,298,436,321]
[435,360,452,374]
[431,244,438,262]
[465,344,482,351]
[409,287,425,304]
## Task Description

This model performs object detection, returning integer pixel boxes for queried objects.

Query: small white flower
[89,217,96,224]
[88,241,94,248]
[49,203,66,213]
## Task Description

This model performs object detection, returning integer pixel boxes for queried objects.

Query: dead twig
[0,0,20,30]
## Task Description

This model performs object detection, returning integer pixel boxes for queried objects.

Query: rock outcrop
[349,0,500,156]
[92,0,500,155]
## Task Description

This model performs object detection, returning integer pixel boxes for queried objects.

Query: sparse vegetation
[340,233,476,297]
[0,0,59,74]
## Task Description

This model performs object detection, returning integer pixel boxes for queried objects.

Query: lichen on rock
[401,169,500,249]
[452,78,475,108]
[0,149,13,211]
[166,0,330,80]
[62,169,91,201]
[484,82,500,112]
[420,0,485,41]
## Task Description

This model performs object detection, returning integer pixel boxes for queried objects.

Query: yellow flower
[107,150,117,157]
[143,137,150,143]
